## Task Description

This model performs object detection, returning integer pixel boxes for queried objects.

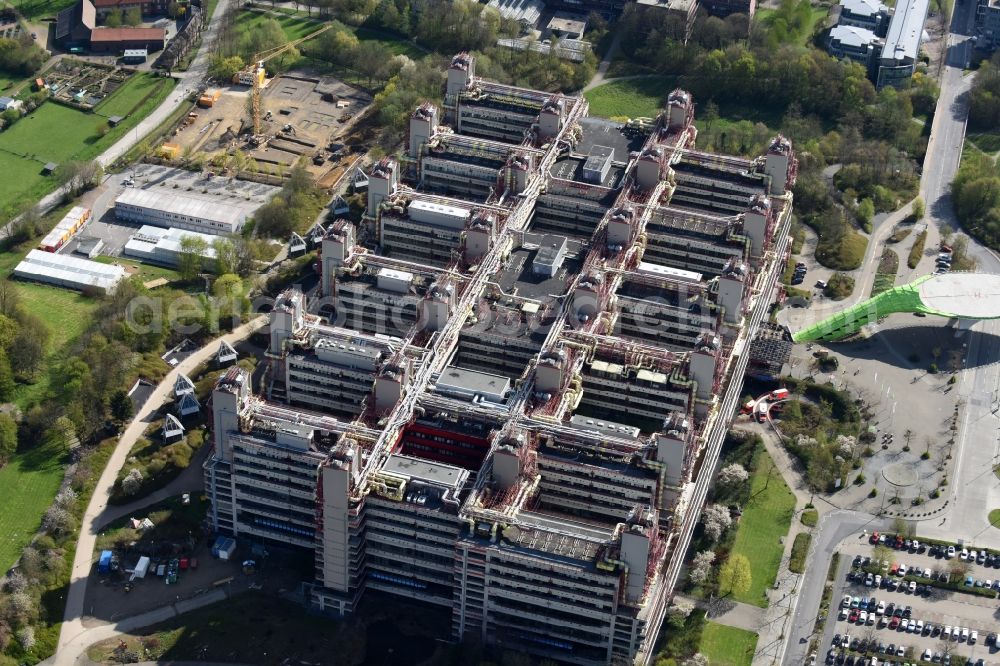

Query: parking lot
[820,533,1000,666]
[60,164,282,259]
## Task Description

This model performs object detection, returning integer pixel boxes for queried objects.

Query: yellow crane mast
[239,22,336,138]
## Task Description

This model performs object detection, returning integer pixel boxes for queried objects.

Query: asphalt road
[2,0,232,237]
[781,2,989,662]
[783,512,891,666]
[53,318,265,666]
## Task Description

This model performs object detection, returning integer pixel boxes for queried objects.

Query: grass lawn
[94,73,172,119]
[10,0,76,19]
[0,74,175,218]
[353,26,425,58]
[0,434,68,571]
[236,10,320,41]
[990,509,1000,528]
[728,446,797,606]
[699,622,758,666]
[87,590,452,664]
[93,255,183,283]
[584,76,676,119]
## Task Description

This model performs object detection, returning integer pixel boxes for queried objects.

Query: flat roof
[14,249,126,291]
[917,273,1000,319]
[408,198,470,220]
[116,188,248,228]
[437,366,511,401]
[881,0,930,62]
[636,260,704,283]
[383,454,467,490]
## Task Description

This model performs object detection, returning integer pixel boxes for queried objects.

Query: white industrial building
[115,188,251,235]
[123,225,218,268]
[204,54,798,666]
[876,0,930,87]
[13,249,127,294]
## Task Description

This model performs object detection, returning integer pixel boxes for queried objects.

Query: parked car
[947,545,956,559]
[970,630,978,644]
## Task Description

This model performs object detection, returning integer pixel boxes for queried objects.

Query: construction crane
[237,22,335,141]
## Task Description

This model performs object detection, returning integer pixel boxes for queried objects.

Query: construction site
[167,72,371,184]
[202,52,798,666]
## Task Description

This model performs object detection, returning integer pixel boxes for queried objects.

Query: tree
[857,198,874,225]
[208,54,244,82]
[718,553,752,597]
[178,235,208,281]
[8,324,47,379]
[703,101,719,131]
[717,463,749,491]
[948,558,971,580]
[125,6,142,25]
[42,505,74,537]
[0,413,15,464]
[688,549,716,585]
[913,196,925,220]
[109,389,134,423]
[105,7,123,27]
[121,468,143,496]
[0,348,16,402]
[700,504,733,542]
[54,160,103,196]
[868,544,893,572]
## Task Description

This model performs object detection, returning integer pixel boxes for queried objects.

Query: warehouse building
[205,53,797,666]
[89,27,165,53]
[14,249,126,294]
[115,188,253,234]
[122,225,217,268]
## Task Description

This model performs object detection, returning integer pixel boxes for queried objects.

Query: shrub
[789,533,812,573]
[823,272,855,300]
[869,487,878,498]
[801,509,819,527]
[908,230,928,268]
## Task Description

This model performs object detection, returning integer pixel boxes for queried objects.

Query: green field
[95,73,172,119]
[0,433,68,571]
[9,0,76,19]
[584,76,676,119]
[0,73,176,216]
[235,11,321,41]
[728,447,797,606]
[237,10,425,60]
[699,622,758,666]
[354,26,425,58]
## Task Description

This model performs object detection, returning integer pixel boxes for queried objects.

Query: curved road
[781,1,990,661]
[54,317,264,665]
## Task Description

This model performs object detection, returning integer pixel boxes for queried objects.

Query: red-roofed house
[89,26,165,52]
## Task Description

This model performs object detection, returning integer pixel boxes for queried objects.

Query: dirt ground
[169,71,371,183]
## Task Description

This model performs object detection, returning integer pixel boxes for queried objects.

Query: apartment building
[205,52,797,666]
